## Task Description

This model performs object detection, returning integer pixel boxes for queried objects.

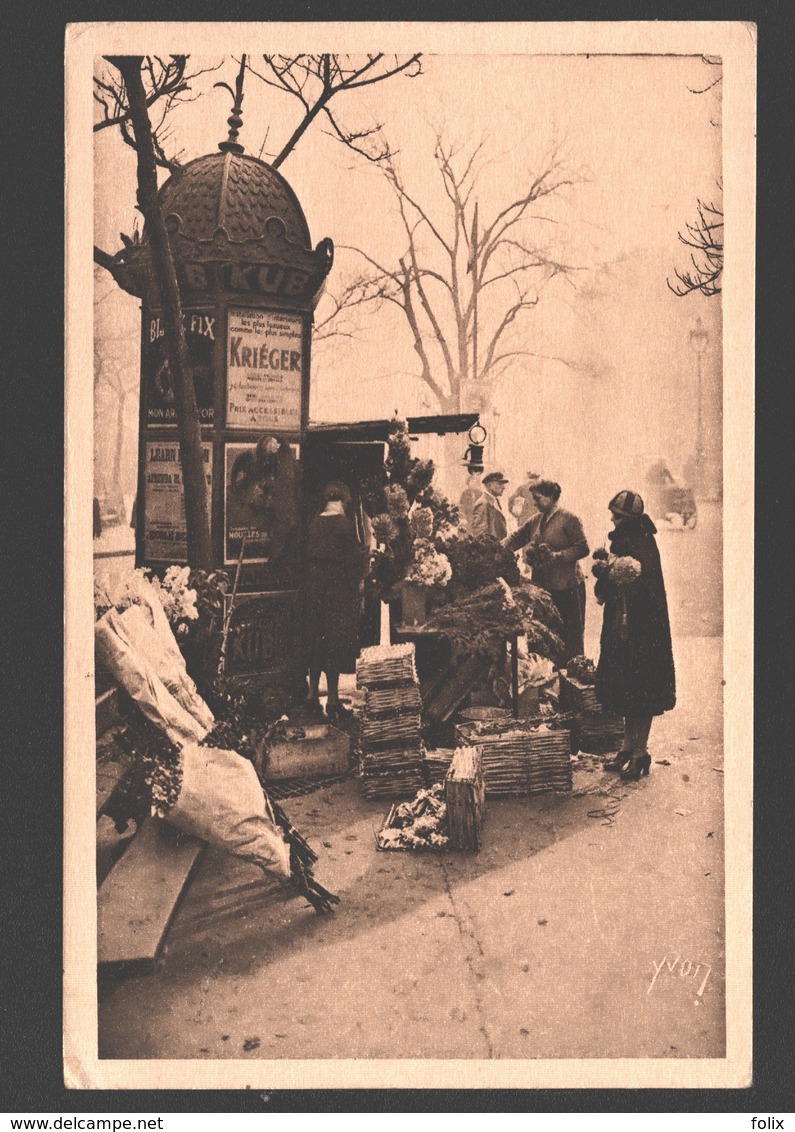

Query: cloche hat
[609,489,645,517]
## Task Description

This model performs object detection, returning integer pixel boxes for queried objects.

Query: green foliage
[110,699,184,827]
[422,578,565,666]
[437,534,521,602]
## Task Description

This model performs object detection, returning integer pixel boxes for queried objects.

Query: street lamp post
[688,315,709,498]
[490,407,500,467]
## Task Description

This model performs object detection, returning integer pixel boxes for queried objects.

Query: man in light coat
[471,471,510,541]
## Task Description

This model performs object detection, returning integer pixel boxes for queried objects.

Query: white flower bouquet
[591,550,641,586]
[608,555,642,586]
[405,538,452,588]
[150,565,200,635]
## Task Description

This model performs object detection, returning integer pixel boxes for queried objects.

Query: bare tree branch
[94,55,220,172]
[247,54,423,169]
[324,131,578,411]
[667,195,724,297]
[671,58,723,297]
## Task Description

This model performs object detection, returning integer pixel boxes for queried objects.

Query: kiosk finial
[216,55,247,154]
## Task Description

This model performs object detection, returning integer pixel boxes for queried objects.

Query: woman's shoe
[603,749,632,772]
[620,753,651,781]
[326,701,352,722]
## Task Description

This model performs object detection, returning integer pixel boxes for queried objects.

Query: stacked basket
[355,644,426,800]
[423,748,455,785]
[454,716,573,797]
[559,671,624,755]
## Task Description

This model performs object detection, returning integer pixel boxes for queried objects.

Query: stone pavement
[98,634,726,1064]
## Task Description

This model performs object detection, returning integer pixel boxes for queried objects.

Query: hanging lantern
[463,422,487,472]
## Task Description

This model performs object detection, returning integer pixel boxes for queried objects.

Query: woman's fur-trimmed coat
[594,514,676,717]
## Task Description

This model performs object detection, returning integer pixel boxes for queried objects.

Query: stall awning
[305,413,479,443]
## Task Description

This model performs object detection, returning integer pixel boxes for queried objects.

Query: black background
[4,0,792,1115]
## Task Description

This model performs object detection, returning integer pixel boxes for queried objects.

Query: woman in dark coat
[593,490,676,780]
[304,482,365,721]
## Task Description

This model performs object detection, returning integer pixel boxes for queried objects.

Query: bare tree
[669,57,723,298]
[94,272,139,517]
[247,54,423,168]
[326,134,580,413]
[94,55,220,172]
[667,193,724,298]
[104,55,213,569]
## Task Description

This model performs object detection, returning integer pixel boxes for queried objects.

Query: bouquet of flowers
[591,549,642,586]
[566,654,597,685]
[149,565,200,638]
[94,567,147,620]
[364,417,459,599]
[523,541,554,567]
[423,580,565,664]
[404,538,452,588]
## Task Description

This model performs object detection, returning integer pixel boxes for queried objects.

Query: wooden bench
[97,816,204,970]
[96,689,205,971]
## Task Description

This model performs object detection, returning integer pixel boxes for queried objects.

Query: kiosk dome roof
[157,151,312,249]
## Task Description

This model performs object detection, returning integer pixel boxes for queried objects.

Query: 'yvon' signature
[647,953,713,996]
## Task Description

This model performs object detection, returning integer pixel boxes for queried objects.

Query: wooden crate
[423,653,493,723]
[97,817,204,969]
[263,723,351,780]
[445,747,485,851]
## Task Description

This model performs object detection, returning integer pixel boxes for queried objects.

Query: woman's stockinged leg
[324,669,352,720]
[620,713,654,779]
[623,714,653,755]
[308,667,322,701]
[325,669,340,706]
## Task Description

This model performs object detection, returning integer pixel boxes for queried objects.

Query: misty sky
[94,48,723,524]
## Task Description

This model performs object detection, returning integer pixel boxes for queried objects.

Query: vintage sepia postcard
[64,20,755,1091]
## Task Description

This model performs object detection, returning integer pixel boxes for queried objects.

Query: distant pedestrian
[503,479,589,660]
[592,490,676,780]
[471,471,509,541]
[508,470,542,527]
[458,469,486,533]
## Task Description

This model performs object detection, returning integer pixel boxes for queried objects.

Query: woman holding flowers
[592,490,676,780]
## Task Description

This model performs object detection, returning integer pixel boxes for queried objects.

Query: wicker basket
[455,719,572,797]
[364,684,423,720]
[423,749,455,784]
[559,671,601,714]
[360,713,423,751]
[574,715,625,755]
[356,643,418,689]
[445,747,485,850]
[361,765,427,800]
[458,706,512,723]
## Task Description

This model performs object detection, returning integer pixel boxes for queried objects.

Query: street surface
[97,503,725,1062]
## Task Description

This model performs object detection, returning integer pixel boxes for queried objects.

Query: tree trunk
[108,56,213,570]
[110,391,127,518]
